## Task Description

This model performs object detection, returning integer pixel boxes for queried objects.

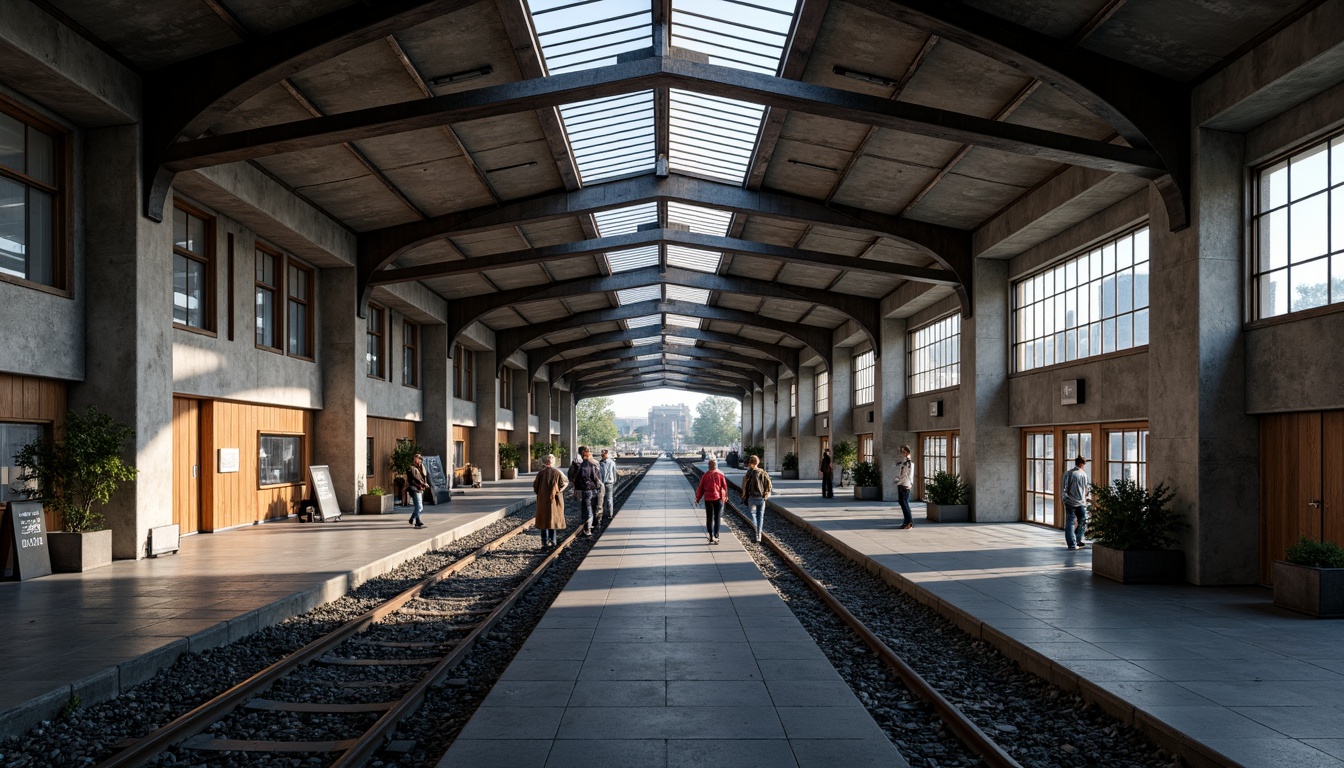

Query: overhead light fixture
[833,65,898,89]
[429,65,493,88]
[486,161,538,173]
[788,159,840,173]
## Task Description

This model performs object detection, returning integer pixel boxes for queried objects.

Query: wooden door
[172,397,201,535]
[1259,411,1342,584]
[1325,411,1344,546]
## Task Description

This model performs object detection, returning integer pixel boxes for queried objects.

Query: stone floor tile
[544,739,666,768]
[481,681,576,708]
[776,707,888,740]
[457,706,566,740]
[667,680,772,707]
[1231,706,1344,738]
[789,738,911,768]
[766,680,867,708]
[1199,738,1344,768]
[667,739,799,768]
[749,642,830,661]
[435,739,553,768]
[567,680,666,708]
[556,706,784,740]
[756,658,843,682]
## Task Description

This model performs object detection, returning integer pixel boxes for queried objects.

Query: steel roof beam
[551,343,777,382]
[572,359,763,388]
[576,371,748,396]
[577,381,744,400]
[528,327,803,380]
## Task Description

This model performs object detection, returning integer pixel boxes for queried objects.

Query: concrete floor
[712,463,1344,768]
[436,459,909,768]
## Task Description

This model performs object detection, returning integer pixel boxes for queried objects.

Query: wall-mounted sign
[218,448,240,473]
[1062,379,1085,406]
[929,399,943,417]
[2,500,52,580]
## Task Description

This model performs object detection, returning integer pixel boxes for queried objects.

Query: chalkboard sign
[307,465,342,522]
[2,501,52,580]
[423,455,452,505]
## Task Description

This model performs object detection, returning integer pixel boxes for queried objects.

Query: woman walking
[695,458,728,544]
[533,453,568,547]
[406,453,428,528]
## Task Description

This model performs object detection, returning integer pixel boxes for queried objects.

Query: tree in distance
[692,396,740,447]
[577,396,618,448]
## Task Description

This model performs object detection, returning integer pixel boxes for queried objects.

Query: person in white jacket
[896,445,914,529]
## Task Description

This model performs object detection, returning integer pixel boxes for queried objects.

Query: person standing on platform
[695,458,728,544]
[896,445,915,529]
[533,453,568,547]
[740,454,772,543]
[820,449,834,498]
[406,453,428,529]
[598,448,618,523]
[568,445,602,536]
[1062,455,1090,550]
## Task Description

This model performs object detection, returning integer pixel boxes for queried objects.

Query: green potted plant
[925,471,969,522]
[499,442,522,480]
[832,440,857,487]
[1087,479,1185,583]
[529,440,549,471]
[556,443,570,464]
[360,485,393,514]
[781,452,799,480]
[388,439,422,506]
[1273,537,1344,618]
[11,406,137,572]
[852,460,881,501]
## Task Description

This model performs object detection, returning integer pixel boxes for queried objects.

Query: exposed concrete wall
[312,267,365,514]
[960,259,1018,522]
[829,346,856,466]
[453,398,478,427]
[762,383,777,470]
[1008,192,1150,281]
[363,309,423,422]
[1009,351,1149,427]
[873,317,913,500]
[976,165,1149,261]
[470,348,499,481]
[1246,313,1344,413]
[908,389,959,433]
[419,325,451,465]
[509,364,530,457]
[796,367,820,478]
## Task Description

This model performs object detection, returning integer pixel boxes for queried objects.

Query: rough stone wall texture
[960,259,1019,523]
[1009,352,1149,428]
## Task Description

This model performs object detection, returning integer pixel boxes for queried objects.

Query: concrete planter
[927,503,969,523]
[360,494,394,514]
[1273,560,1344,618]
[501,468,518,480]
[853,486,881,501]
[781,470,799,480]
[1091,544,1185,584]
[48,530,113,573]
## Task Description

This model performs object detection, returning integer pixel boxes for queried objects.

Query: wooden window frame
[499,365,513,406]
[172,200,216,335]
[915,429,960,500]
[258,432,304,489]
[814,369,829,414]
[254,244,282,353]
[454,344,475,401]
[285,258,315,361]
[857,433,874,464]
[0,94,71,297]
[402,320,419,388]
[1019,421,1149,528]
[366,303,386,379]
[853,350,875,406]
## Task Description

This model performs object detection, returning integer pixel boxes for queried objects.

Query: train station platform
[709,462,1344,768]
[438,458,908,768]
[0,478,539,739]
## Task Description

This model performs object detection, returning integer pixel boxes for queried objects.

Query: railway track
[92,464,650,768]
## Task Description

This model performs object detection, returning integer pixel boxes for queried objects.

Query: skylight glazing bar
[594,203,658,236]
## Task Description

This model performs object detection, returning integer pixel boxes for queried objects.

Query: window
[1021,422,1146,527]
[1013,227,1150,372]
[255,247,280,350]
[287,261,313,358]
[499,366,514,406]
[366,304,385,378]
[172,204,214,330]
[366,437,374,477]
[918,431,960,496]
[858,433,874,464]
[1253,134,1344,319]
[453,344,475,401]
[402,321,418,387]
[789,383,797,418]
[814,370,829,413]
[909,314,960,394]
[259,434,302,486]
[0,423,44,503]
[1106,428,1148,487]
[0,102,64,290]
[453,440,465,469]
[1024,432,1055,525]
[853,350,875,406]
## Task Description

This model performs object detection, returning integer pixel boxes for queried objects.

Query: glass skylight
[616,285,661,305]
[671,0,796,74]
[665,285,710,304]
[665,313,702,328]
[635,353,661,361]
[668,90,765,183]
[666,244,722,273]
[529,0,653,74]
[625,315,660,328]
[667,202,733,234]
[630,335,662,345]
[666,353,695,361]
[605,245,660,273]
[664,335,699,345]
[594,203,658,236]
[558,91,657,183]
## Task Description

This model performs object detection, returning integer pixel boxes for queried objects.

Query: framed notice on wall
[218,448,240,473]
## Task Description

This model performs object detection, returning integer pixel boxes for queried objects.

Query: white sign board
[218,448,240,473]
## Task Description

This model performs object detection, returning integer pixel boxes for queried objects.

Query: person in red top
[695,458,729,544]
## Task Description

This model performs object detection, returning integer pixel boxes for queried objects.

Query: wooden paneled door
[1260,411,1344,584]
[172,397,202,535]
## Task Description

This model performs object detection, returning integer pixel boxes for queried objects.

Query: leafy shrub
[368,487,386,496]
[498,442,522,470]
[1087,479,1182,551]
[924,471,968,505]
[832,440,858,471]
[12,406,138,533]
[1285,536,1344,568]
[389,439,423,476]
[781,452,798,471]
[745,445,765,463]
[852,460,881,488]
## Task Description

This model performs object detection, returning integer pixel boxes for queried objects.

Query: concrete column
[311,265,367,515]
[470,348,499,481]
[830,347,856,477]
[797,367,821,479]
[75,125,174,559]
[532,379,553,467]
[874,317,915,500]
[559,387,577,460]
[1148,129,1258,584]
[419,325,451,465]
[749,387,764,451]
[762,383,777,470]
[740,390,753,450]
[509,365,529,465]
[960,260,1018,522]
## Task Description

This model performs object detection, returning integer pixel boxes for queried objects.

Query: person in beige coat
[533,453,568,547]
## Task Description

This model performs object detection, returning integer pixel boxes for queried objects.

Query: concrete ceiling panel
[49,0,235,69]
[724,255,784,282]
[382,156,497,218]
[801,307,848,327]
[394,239,461,269]
[828,154,943,214]
[518,219,590,248]
[289,40,427,112]
[704,320,744,336]
[861,240,932,267]
[560,293,613,313]
[352,127,464,169]
[450,229,531,257]
[712,294,765,313]
[481,263,553,290]
[958,0,1098,40]
[466,140,564,199]
[829,272,900,298]
[422,272,496,299]
[540,257,603,281]
[888,283,955,319]
[796,227,873,257]
[293,174,418,230]
[801,1,933,92]
[223,0,352,38]
[758,302,812,323]
[777,112,872,153]
[255,144,373,188]
[904,172,1032,230]
[1006,82,1115,141]
[773,262,843,289]
[761,138,858,199]
[213,83,316,133]
[897,41,1035,119]
[859,129,964,170]
[454,113,550,153]
[950,146,1061,190]
[739,217,809,247]
[394,4,526,85]
[481,307,527,328]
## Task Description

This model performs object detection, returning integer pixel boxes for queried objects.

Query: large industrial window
[172,203,214,331]
[909,314,960,394]
[853,350,875,406]
[255,247,280,351]
[454,344,475,401]
[499,366,514,406]
[1021,422,1147,528]
[259,434,302,487]
[814,369,829,413]
[917,430,960,499]
[789,383,796,418]
[402,321,419,387]
[366,304,385,379]
[0,422,44,503]
[287,261,313,359]
[0,101,64,290]
[1013,227,1150,372]
[1252,133,1344,319]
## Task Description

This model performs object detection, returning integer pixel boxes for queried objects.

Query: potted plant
[852,460,881,501]
[499,442,522,480]
[529,440,550,471]
[360,486,394,514]
[781,452,799,479]
[556,443,569,464]
[1273,537,1344,618]
[388,439,422,506]
[11,406,137,572]
[925,471,969,522]
[832,440,857,487]
[1087,479,1185,583]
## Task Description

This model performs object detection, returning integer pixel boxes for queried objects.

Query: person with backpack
[567,445,603,536]
[740,454,772,542]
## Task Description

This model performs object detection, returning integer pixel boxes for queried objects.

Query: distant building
[614,417,648,435]
[648,404,692,450]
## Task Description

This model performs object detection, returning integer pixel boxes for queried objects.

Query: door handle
[192,465,200,479]
[1308,499,1322,509]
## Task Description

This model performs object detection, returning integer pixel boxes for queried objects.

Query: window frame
[366,303,386,379]
[453,343,475,401]
[402,320,419,388]
[908,313,961,395]
[285,258,315,361]
[1019,421,1149,529]
[814,369,829,414]
[254,244,282,353]
[915,429,960,500]
[499,365,514,407]
[0,94,70,296]
[853,349,875,406]
[258,432,304,489]
[789,382,797,419]
[172,200,216,335]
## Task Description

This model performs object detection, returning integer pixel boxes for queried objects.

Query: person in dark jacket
[567,445,602,535]
[820,449,834,498]
[740,455,772,542]
[406,453,428,528]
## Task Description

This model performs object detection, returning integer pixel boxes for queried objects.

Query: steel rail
[680,461,1023,768]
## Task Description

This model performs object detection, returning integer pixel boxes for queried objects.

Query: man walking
[740,454,772,542]
[533,453,568,547]
[1062,455,1090,550]
[567,445,602,535]
[598,448,618,523]
[895,445,914,529]
[819,449,834,498]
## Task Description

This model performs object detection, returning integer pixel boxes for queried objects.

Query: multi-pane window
[259,434,302,486]
[172,204,213,330]
[0,104,62,289]
[858,433,874,464]
[0,422,44,503]
[909,314,960,394]
[1253,134,1344,318]
[814,369,829,413]
[499,366,514,406]
[402,321,419,387]
[1024,432,1055,525]
[854,350,875,406]
[366,304,385,378]
[255,247,280,350]
[789,383,796,418]
[454,344,475,401]
[1106,429,1148,487]
[1013,227,1150,372]
[287,261,313,358]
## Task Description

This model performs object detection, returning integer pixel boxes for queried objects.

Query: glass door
[1024,431,1055,524]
